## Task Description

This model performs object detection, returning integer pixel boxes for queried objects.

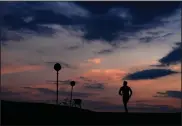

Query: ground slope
[1,100,181,125]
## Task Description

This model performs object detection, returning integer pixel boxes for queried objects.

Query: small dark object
[72,99,82,109]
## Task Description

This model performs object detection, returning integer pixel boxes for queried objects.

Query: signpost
[54,63,62,105]
[70,81,76,107]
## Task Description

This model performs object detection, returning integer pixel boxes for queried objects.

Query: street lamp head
[54,63,62,71]
[70,81,76,87]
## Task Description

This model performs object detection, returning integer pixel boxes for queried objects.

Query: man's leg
[123,96,129,113]
[123,102,128,113]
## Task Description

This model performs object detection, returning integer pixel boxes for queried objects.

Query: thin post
[56,71,58,105]
[70,86,73,107]
[70,81,75,107]
[54,63,61,105]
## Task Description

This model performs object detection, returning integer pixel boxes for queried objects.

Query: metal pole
[70,86,73,107]
[56,71,58,105]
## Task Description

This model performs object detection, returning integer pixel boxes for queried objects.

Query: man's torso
[121,86,130,96]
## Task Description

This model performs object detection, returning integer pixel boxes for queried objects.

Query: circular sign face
[54,63,62,71]
[70,81,76,87]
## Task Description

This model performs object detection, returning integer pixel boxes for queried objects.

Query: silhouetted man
[119,81,132,113]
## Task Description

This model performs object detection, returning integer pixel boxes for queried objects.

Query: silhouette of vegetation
[59,98,70,106]
[72,99,82,108]
[59,98,82,109]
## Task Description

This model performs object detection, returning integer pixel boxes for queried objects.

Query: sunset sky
[1,1,181,112]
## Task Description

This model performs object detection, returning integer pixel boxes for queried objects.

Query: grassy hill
[1,100,181,125]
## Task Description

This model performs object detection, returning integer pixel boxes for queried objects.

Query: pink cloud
[79,58,101,68]
[82,69,127,82]
[87,58,101,64]
[1,65,45,75]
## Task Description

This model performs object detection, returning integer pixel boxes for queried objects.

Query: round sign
[70,81,76,87]
[54,63,61,71]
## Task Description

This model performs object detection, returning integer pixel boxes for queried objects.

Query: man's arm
[129,87,133,97]
[118,87,122,96]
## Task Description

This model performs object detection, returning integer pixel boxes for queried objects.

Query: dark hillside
[1,100,181,125]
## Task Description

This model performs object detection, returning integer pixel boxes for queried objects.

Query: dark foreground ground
[1,100,181,125]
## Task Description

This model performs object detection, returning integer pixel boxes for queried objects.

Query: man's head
[123,81,127,86]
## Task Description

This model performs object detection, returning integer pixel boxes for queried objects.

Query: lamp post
[54,63,62,105]
[70,81,75,107]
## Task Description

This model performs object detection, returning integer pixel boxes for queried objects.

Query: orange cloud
[151,60,158,65]
[91,69,101,73]
[79,62,92,67]
[170,65,181,71]
[83,69,127,82]
[88,58,101,64]
[79,58,101,68]
[104,69,126,74]
[1,65,45,75]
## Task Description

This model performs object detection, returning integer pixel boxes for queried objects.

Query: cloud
[1,2,180,45]
[84,83,105,90]
[82,14,129,42]
[79,58,102,67]
[78,76,106,90]
[155,90,182,99]
[139,32,175,43]
[79,76,92,82]
[1,65,44,75]
[147,31,164,36]
[139,36,159,43]
[1,2,81,41]
[0,86,39,101]
[82,69,126,82]
[97,49,115,55]
[44,2,90,18]
[123,69,178,80]
[162,33,174,38]
[1,30,24,42]
[46,80,77,86]
[108,7,132,21]
[1,25,88,77]
[24,87,96,98]
[24,87,55,95]
[82,4,179,43]
[1,87,22,97]
[159,42,181,66]
[2,24,56,42]
[87,58,101,64]
[66,45,81,50]
[150,64,166,67]
[45,61,77,69]
[58,80,72,85]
